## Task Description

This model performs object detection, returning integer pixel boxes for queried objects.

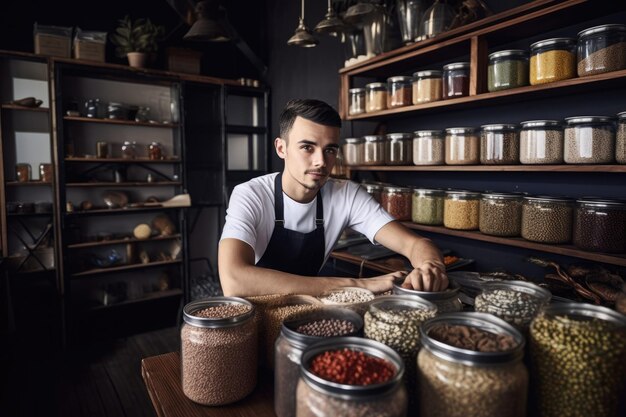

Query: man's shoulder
[233,172,277,194]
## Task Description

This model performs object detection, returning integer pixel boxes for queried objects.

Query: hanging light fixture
[184,0,230,42]
[314,0,346,37]
[287,0,318,47]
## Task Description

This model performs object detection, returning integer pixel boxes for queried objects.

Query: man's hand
[402,260,448,292]
[356,271,407,294]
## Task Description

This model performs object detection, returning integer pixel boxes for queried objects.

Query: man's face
[275,116,340,201]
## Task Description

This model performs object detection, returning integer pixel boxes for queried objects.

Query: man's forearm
[408,237,445,269]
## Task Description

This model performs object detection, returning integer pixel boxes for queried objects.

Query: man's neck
[281,172,319,204]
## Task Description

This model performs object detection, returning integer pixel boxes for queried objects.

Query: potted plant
[110,16,164,68]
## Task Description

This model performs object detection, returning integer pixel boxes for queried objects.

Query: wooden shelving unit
[71,259,182,278]
[67,234,182,249]
[65,206,185,216]
[89,288,183,311]
[63,115,179,128]
[66,181,182,187]
[348,165,626,173]
[65,157,181,164]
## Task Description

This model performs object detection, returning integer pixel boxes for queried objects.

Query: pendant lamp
[287,0,318,47]
[314,0,347,37]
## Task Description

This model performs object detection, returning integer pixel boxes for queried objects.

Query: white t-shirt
[220,173,394,264]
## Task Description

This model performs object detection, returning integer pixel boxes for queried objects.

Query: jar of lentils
[530,303,626,417]
[519,120,564,164]
[412,188,445,225]
[573,198,626,253]
[387,76,413,108]
[342,137,364,166]
[363,135,386,165]
[365,82,387,112]
[382,186,413,221]
[479,192,523,237]
[444,190,481,230]
[480,124,520,164]
[521,196,573,244]
[487,49,529,92]
[443,62,470,99]
[617,111,626,164]
[412,70,443,104]
[386,132,413,165]
[181,298,257,405]
[362,183,384,204]
[297,337,407,417]
[348,87,366,116]
[564,116,615,164]
[530,38,576,85]
[393,280,463,313]
[577,24,626,77]
[413,130,445,165]
[445,127,480,165]
[418,313,528,417]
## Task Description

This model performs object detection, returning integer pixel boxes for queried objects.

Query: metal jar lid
[482,192,524,200]
[564,116,614,125]
[182,297,255,328]
[414,130,444,138]
[540,302,626,327]
[413,70,442,78]
[413,188,446,196]
[481,123,518,131]
[387,132,413,141]
[420,312,525,366]
[348,87,365,93]
[363,135,385,142]
[365,82,386,89]
[618,111,626,120]
[488,49,527,60]
[393,279,460,302]
[387,75,413,83]
[368,294,438,315]
[578,23,626,39]
[523,195,573,204]
[281,307,364,350]
[344,137,364,144]
[300,336,405,398]
[445,127,478,135]
[520,120,561,128]
[383,186,413,194]
[443,62,470,71]
[446,190,482,199]
[576,197,626,209]
[480,280,552,305]
[362,183,384,192]
[530,37,576,50]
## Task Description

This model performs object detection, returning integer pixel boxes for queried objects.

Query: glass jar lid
[618,111,626,120]
[443,62,470,71]
[565,116,614,125]
[520,120,561,128]
[363,135,385,142]
[365,82,386,89]
[349,87,365,93]
[482,192,524,200]
[387,132,413,141]
[393,279,460,301]
[446,190,482,199]
[488,49,527,60]
[182,297,255,328]
[578,23,626,38]
[368,294,437,318]
[445,127,478,134]
[576,197,626,208]
[530,37,576,50]
[413,188,446,196]
[481,123,518,131]
[414,129,444,137]
[384,186,413,194]
[413,70,442,78]
[541,303,626,327]
[387,75,413,83]
[362,183,384,192]
[281,308,364,350]
[344,137,364,144]
[523,195,573,204]
[481,280,552,305]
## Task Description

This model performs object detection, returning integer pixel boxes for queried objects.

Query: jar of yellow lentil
[444,190,481,230]
[530,38,576,85]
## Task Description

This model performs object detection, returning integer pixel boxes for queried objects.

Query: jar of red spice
[382,186,412,220]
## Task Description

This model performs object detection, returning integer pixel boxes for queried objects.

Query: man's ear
[275,137,287,160]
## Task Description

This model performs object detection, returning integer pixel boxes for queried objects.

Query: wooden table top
[141,352,276,417]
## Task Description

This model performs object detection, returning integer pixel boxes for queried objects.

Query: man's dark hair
[279,99,341,140]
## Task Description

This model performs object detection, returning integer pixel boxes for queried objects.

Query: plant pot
[127,52,148,68]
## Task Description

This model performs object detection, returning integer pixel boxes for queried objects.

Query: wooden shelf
[66,181,182,187]
[330,251,397,274]
[64,157,181,164]
[68,234,181,249]
[348,164,626,173]
[90,289,183,310]
[7,212,52,217]
[66,206,184,217]
[403,223,626,267]
[72,259,182,277]
[1,104,49,112]
[63,115,179,128]
[5,181,52,186]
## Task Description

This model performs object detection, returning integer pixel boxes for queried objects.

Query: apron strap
[274,172,324,229]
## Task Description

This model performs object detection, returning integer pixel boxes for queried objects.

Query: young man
[218,99,448,297]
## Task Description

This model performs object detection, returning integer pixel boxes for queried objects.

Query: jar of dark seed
[275,308,363,417]
[530,303,626,417]
[530,38,576,85]
[521,196,573,244]
[386,133,413,165]
[573,198,626,253]
[418,313,528,417]
[479,192,523,237]
[297,337,407,417]
[181,297,257,405]
[362,183,384,204]
[444,190,481,230]
[488,49,529,92]
[412,188,445,225]
[363,135,386,165]
[412,70,442,104]
[343,137,364,166]
[348,87,366,116]
[443,62,470,99]
[564,116,615,164]
[577,24,626,77]
[480,124,520,164]
[617,111,626,164]
[519,120,564,164]
[445,127,480,165]
[393,279,463,313]
[365,82,387,112]
[413,130,445,165]
[382,186,413,220]
[474,280,551,332]
[387,76,413,108]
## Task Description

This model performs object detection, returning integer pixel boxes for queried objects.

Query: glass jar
[96,141,109,158]
[412,188,445,225]
[519,120,564,164]
[564,116,615,164]
[480,124,520,164]
[412,70,443,104]
[445,127,480,165]
[530,38,576,85]
[181,298,257,405]
[39,163,53,183]
[387,76,413,108]
[362,183,384,204]
[443,62,470,99]
[530,303,626,417]
[573,198,626,253]
[617,111,626,164]
[479,192,523,237]
[15,163,31,182]
[488,49,529,92]
[343,137,364,166]
[148,142,163,160]
[365,82,387,112]
[577,24,626,77]
[382,186,412,221]
[297,337,407,417]
[348,87,366,115]
[413,130,445,165]
[521,196,573,243]
[121,140,136,159]
[418,313,528,417]
[386,132,413,165]
[393,280,463,313]
[363,135,386,165]
[444,190,481,230]
[275,309,363,417]
[474,280,551,332]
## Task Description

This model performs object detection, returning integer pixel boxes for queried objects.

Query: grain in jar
[530,38,576,85]
[577,24,626,77]
[387,76,413,108]
[412,70,443,104]
[361,183,384,204]
[348,87,366,115]
[480,124,520,164]
[530,303,626,417]
[521,196,573,244]
[444,190,480,230]
[573,198,626,253]
[393,280,463,313]
[418,313,528,417]
[386,132,413,165]
[413,130,445,165]
[382,186,412,221]
[443,62,470,99]
[617,111,626,164]
[564,116,615,164]
[363,135,386,165]
[479,192,523,237]
[488,49,529,92]
[519,120,564,164]
[318,287,375,316]
[365,82,387,112]
[342,137,364,166]
[412,188,445,225]
[445,127,480,165]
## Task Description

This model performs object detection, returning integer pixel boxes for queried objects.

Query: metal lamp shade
[314,9,347,36]
[183,0,230,42]
[288,19,318,47]
[343,2,376,26]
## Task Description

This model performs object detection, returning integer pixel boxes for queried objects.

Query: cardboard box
[33,24,72,57]
[167,48,202,74]
[74,39,106,62]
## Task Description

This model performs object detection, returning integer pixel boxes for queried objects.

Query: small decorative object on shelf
[39,163,53,182]
[121,140,136,159]
[96,141,109,158]
[110,15,164,68]
[133,223,152,240]
[148,141,163,160]
[15,163,31,182]
[10,96,43,108]
[153,214,176,236]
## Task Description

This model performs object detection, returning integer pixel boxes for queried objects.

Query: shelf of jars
[71,259,182,278]
[63,115,179,128]
[89,288,183,311]
[347,165,626,173]
[64,157,181,164]
[65,181,182,187]
[67,233,182,249]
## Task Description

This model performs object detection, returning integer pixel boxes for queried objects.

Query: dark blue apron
[255,172,325,276]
